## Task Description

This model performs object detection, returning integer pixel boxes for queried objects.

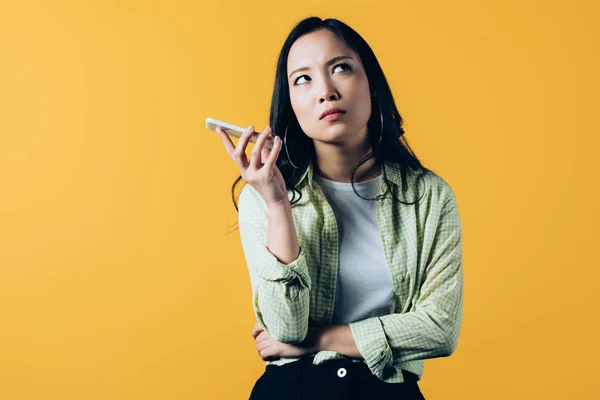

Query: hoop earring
[283,125,299,169]
[373,102,383,148]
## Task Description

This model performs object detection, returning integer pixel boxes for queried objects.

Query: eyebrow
[288,55,354,79]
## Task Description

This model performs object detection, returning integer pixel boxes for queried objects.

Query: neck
[312,137,380,183]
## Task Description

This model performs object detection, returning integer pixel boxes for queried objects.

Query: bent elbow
[442,331,459,357]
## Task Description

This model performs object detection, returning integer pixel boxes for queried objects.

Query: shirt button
[337,367,347,378]
[385,235,392,242]
[396,273,404,282]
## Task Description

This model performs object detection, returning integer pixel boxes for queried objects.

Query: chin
[317,132,358,146]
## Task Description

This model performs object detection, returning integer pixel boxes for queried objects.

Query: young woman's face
[286,29,372,148]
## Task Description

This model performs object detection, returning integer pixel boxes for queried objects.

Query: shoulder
[388,164,456,208]
[419,170,461,225]
[384,161,456,206]
[421,170,457,206]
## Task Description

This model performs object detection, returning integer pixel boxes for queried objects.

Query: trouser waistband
[264,356,419,384]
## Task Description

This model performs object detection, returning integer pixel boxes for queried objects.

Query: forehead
[287,29,356,70]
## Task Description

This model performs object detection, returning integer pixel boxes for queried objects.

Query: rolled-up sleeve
[238,184,311,344]
[349,186,463,378]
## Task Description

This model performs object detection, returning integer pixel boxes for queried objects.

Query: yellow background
[1,0,599,398]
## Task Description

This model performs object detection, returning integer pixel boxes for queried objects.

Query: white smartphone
[206,117,273,149]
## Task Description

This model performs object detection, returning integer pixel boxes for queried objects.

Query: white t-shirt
[314,173,396,325]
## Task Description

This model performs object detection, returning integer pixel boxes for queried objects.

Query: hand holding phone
[206,117,288,206]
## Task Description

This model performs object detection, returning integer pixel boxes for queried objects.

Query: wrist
[302,326,324,354]
[313,326,330,353]
[266,198,291,213]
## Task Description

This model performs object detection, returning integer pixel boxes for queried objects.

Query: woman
[215,16,463,400]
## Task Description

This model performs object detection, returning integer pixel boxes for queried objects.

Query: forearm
[312,325,362,359]
[267,200,300,264]
[239,187,310,344]
[254,201,307,342]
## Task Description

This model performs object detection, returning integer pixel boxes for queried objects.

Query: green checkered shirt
[238,159,463,383]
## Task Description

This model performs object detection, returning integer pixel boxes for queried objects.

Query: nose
[318,83,339,103]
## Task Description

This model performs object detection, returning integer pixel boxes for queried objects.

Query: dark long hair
[230,17,433,222]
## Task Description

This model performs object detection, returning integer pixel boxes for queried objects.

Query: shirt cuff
[254,245,311,290]
[349,317,393,378]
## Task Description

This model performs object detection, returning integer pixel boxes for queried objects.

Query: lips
[320,108,346,119]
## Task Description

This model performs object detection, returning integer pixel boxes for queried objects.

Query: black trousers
[249,356,426,400]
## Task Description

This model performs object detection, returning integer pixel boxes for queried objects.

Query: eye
[294,75,310,85]
[333,63,352,73]
[292,63,352,86]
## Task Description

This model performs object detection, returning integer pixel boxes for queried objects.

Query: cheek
[290,93,309,112]
[289,94,301,116]
[290,96,314,126]
[347,87,371,123]
[356,82,373,121]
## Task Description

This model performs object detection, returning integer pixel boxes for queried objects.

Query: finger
[251,323,263,339]
[257,338,273,353]
[258,343,280,361]
[249,126,270,170]
[250,126,274,151]
[232,125,256,167]
[249,126,272,170]
[255,331,269,344]
[263,135,281,171]
[216,127,249,169]
[215,127,237,156]
[236,125,256,152]
[251,322,261,337]
[261,146,270,164]
[252,330,268,340]
[259,344,279,361]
